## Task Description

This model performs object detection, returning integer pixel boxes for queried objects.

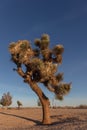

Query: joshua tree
[0,92,12,108]
[9,34,71,124]
[17,100,22,109]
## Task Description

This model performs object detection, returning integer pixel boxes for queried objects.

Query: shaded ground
[0,108,87,130]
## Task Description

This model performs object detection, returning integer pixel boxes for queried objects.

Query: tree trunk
[27,78,51,125]
[16,68,51,124]
[42,98,51,124]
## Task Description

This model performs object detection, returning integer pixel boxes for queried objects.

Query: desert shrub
[17,100,22,109]
[0,92,12,107]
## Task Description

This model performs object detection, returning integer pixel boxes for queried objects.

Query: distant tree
[17,100,22,109]
[37,99,42,106]
[9,34,71,124]
[0,92,12,108]
[77,104,87,109]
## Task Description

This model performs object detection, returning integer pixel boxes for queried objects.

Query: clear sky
[0,0,87,107]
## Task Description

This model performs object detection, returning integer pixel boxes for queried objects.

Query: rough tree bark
[17,67,51,124]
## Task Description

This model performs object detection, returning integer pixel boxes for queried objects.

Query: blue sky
[0,0,87,107]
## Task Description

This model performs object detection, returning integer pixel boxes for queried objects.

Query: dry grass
[0,107,87,130]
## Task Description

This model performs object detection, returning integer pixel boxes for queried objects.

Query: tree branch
[16,66,49,104]
[46,84,55,92]
[17,67,25,77]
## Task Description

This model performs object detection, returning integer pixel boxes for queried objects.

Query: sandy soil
[0,108,87,130]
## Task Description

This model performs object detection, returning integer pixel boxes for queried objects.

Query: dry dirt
[0,108,87,130]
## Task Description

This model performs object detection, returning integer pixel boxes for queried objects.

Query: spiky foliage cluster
[0,92,12,107]
[9,34,71,100]
[55,83,71,100]
[34,34,50,50]
[9,40,34,64]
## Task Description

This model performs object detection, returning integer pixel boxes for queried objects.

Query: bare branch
[17,67,25,77]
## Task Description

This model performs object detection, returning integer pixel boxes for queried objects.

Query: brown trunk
[28,78,51,125]
[16,68,51,124]
[42,98,51,124]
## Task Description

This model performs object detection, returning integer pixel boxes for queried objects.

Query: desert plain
[0,107,87,130]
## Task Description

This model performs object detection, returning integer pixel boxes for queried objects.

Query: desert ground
[0,107,87,130]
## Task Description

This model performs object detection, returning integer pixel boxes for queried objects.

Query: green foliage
[53,45,64,55]
[34,39,41,48]
[33,49,40,57]
[55,94,63,101]
[37,99,42,106]
[34,34,50,50]
[56,73,63,82]
[9,34,72,101]
[17,100,22,108]
[54,54,62,64]
[0,92,12,107]
[54,83,71,100]
[9,40,34,64]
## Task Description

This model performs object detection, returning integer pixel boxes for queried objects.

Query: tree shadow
[0,112,41,125]
[0,112,86,127]
[51,115,86,125]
